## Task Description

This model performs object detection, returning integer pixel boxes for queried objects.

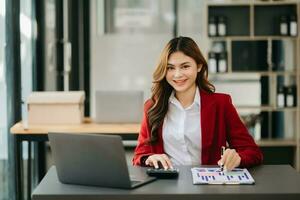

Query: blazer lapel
[200,89,217,155]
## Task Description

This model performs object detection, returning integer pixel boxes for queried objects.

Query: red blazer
[133,89,263,168]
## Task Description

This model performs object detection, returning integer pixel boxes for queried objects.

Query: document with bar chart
[191,167,255,185]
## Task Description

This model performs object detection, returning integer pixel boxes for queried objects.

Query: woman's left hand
[217,148,241,171]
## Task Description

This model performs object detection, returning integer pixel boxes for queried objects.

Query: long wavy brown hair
[148,36,215,144]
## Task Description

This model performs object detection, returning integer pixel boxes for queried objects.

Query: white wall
[90,34,172,117]
[90,0,173,118]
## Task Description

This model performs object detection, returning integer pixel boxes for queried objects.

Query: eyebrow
[167,62,191,66]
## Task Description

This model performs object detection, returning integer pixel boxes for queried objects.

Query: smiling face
[166,51,201,95]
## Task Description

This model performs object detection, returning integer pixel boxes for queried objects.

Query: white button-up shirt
[162,88,201,166]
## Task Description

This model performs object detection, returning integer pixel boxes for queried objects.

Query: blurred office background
[1,0,300,199]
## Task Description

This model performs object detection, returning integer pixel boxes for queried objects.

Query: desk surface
[10,118,140,135]
[32,165,300,200]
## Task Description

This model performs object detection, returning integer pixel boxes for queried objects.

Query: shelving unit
[205,0,300,171]
[256,139,297,147]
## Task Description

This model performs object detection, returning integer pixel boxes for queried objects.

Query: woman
[133,36,263,171]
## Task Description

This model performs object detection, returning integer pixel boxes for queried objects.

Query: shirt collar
[194,88,200,106]
[169,87,201,107]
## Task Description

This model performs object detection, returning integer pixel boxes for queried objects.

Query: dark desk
[32,165,300,200]
[10,118,140,200]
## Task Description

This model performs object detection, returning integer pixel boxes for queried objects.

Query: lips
[173,79,187,86]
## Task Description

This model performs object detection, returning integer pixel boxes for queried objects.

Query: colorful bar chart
[191,167,255,184]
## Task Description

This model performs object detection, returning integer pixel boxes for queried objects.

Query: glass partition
[0,0,35,198]
[0,0,8,198]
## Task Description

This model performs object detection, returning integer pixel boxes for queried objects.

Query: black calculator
[146,168,179,179]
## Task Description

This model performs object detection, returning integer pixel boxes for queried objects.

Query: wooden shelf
[253,1,298,6]
[207,2,250,7]
[256,139,297,147]
[236,106,298,112]
[273,107,299,112]
[210,71,297,76]
[207,0,298,6]
[209,36,298,41]
[209,36,251,40]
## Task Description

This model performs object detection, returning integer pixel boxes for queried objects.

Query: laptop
[94,90,143,123]
[48,132,156,189]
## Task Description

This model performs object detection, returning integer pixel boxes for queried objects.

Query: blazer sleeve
[132,100,155,166]
[224,95,263,168]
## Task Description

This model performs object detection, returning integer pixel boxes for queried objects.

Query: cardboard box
[27,91,85,125]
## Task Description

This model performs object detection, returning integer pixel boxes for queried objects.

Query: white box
[27,91,85,125]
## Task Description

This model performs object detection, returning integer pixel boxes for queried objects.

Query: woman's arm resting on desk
[133,100,159,166]
[224,95,263,168]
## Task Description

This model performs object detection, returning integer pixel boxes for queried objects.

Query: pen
[220,146,226,174]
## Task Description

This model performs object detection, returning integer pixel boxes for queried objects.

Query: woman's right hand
[145,154,173,169]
